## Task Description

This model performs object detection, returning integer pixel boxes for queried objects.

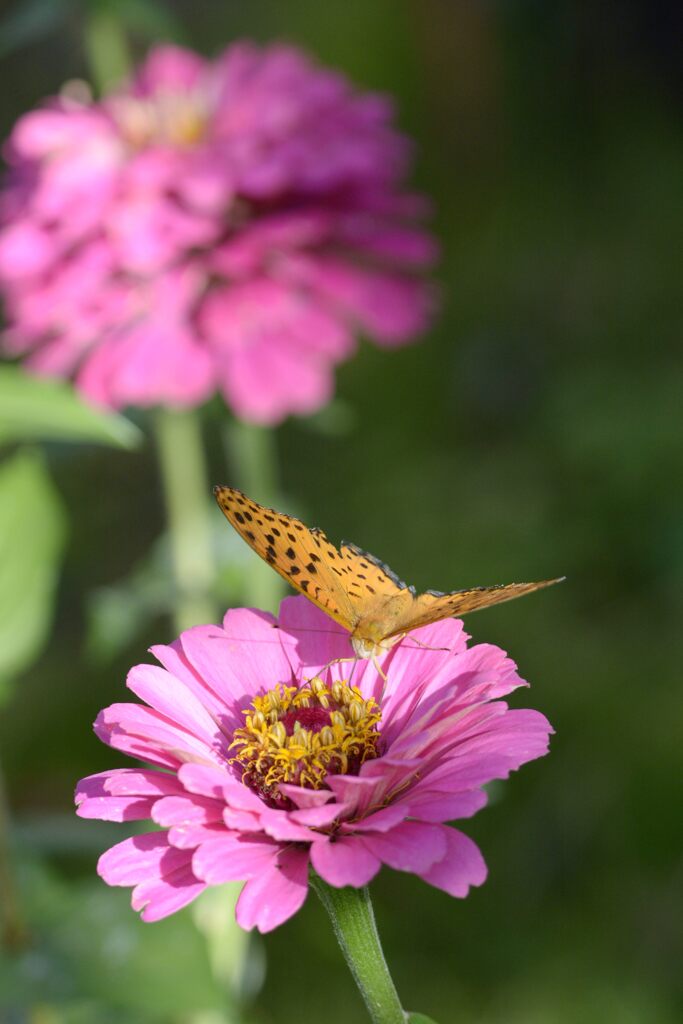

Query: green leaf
[0,367,142,449]
[0,450,66,698]
[115,0,187,43]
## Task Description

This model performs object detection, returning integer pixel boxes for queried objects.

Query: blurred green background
[1,1,682,1021]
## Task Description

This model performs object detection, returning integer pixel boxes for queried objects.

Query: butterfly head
[351,631,404,660]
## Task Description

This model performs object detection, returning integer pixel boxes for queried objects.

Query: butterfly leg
[403,636,451,654]
[371,655,389,686]
[318,655,358,679]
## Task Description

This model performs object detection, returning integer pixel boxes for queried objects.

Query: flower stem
[223,420,284,613]
[311,874,407,1024]
[83,2,132,94]
[154,408,217,632]
[0,761,27,951]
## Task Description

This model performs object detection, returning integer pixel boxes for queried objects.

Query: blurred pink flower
[0,44,436,423]
[76,596,552,932]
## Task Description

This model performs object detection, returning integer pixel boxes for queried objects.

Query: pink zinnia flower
[0,44,436,423]
[76,596,552,932]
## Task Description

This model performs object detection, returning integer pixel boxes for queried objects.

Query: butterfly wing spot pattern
[213,486,357,630]
[213,486,564,660]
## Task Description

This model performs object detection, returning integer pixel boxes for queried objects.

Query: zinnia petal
[359,821,447,874]
[193,834,279,885]
[235,847,310,933]
[98,832,186,886]
[310,837,381,888]
[418,826,488,897]
[132,865,206,922]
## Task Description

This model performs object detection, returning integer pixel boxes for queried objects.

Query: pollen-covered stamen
[230,678,381,806]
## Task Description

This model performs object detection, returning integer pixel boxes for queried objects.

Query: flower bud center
[230,678,381,807]
[280,706,331,735]
[112,90,209,148]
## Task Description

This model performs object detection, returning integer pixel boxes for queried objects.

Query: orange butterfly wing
[335,545,562,642]
[383,578,565,640]
[338,542,412,608]
[213,486,357,631]
[215,486,563,651]
[336,542,416,642]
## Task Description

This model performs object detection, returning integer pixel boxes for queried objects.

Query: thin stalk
[154,409,255,1023]
[223,421,284,613]
[154,408,217,632]
[0,761,27,950]
[311,874,406,1024]
[83,3,132,93]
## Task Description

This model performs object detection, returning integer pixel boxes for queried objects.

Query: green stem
[0,761,27,951]
[311,874,407,1024]
[154,408,217,632]
[83,2,132,94]
[223,420,284,613]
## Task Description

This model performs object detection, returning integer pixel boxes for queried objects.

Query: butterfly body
[214,485,563,658]
[343,578,414,656]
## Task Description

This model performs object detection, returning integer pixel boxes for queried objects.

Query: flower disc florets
[231,678,381,804]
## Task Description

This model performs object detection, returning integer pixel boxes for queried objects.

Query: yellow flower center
[230,678,381,807]
[113,90,209,148]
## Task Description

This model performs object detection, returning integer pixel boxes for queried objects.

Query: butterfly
[214,486,563,659]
